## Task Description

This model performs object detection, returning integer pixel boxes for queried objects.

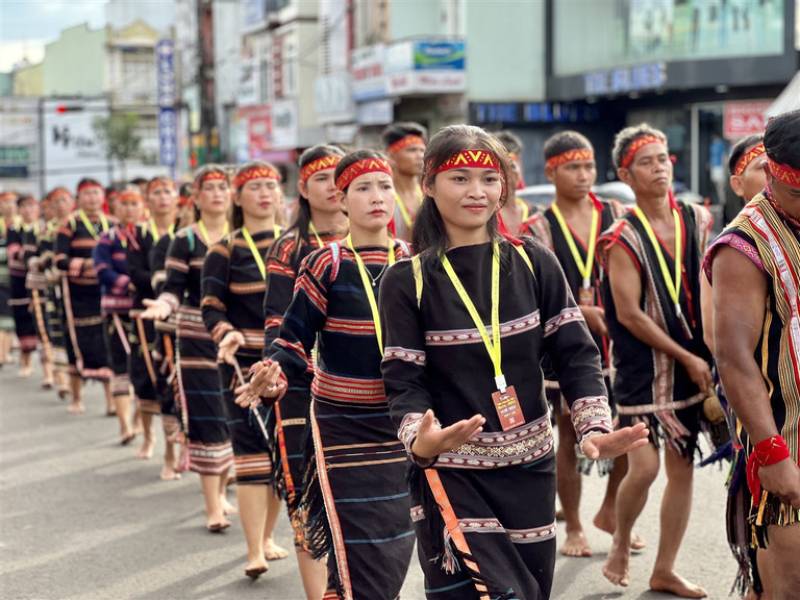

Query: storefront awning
[766,70,800,117]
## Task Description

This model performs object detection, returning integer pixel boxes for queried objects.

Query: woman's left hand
[580,423,649,460]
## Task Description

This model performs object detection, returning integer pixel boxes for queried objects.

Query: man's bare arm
[712,246,775,440]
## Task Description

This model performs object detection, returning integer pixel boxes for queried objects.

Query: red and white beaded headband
[300,155,342,183]
[620,134,667,169]
[233,166,281,189]
[335,158,393,191]
[733,143,765,176]
[387,135,426,154]
[546,148,595,169]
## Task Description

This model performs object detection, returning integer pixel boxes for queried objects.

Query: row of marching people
[2,110,798,600]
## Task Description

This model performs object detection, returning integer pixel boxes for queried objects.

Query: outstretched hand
[410,409,486,460]
[580,423,649,460]
[217,331,244,365]
[140,298,171,321]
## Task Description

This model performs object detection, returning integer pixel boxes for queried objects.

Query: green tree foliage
[93,112,141,180]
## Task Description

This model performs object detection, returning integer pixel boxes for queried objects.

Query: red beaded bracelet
[746,434,790,500]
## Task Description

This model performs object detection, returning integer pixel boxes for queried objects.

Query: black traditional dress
[7,223,38,354]
[36,220,68,373]
[158,224,232,475]
[0,216,16,334]
[149,229,180,435]
[262,227,341,548]
[55,211,114,381]
[380,238,612,600]
[201,226,280,485]
[267,239,415,600]
[599,199,713,458]
[126,221,164,414]
[93,226,136,399]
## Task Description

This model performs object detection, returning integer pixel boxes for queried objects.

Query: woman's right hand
[246,359,284,399]
[140,298,171,321]
[410,409,485,460]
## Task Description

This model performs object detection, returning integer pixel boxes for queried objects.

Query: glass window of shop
[554,0,786,77]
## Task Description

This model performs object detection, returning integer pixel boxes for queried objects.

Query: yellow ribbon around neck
[309,222,324,247]
[197,220,229,246]
[394,185,423,229]
[441,240,506,391]
[78,209,108,240]
[550,201,600,289]
[346,233,396,354]
[241,224,282,280]
[634,205,683,317]
[149,219,175,241]
[516,197,529,223]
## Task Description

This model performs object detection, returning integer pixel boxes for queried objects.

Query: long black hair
[231,160,281,230]
[291,144,345,244]
[764,109,800,169]
[411,124,513,257]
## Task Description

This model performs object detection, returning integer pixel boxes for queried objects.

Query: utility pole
[196,0,216,165]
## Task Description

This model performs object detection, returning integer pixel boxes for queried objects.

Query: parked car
[516,181,636,214]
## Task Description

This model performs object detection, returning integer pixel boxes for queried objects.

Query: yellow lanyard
[241,224,281,280]
[78,209,108,240]
[441,241,506,391]
[516,197,529,223]
[550,201,600,289]
[149,219,175,241]
[309,222,324,247]
[197,220,229,246]
[346,234,396,354]
[634,206,683,317]
[394,186,423,229]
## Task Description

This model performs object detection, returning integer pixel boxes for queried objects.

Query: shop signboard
[723,100,772,140]
[156,39,177,169]
[271,99,297,150]
[384,38,466,95]
[351,44,386,102]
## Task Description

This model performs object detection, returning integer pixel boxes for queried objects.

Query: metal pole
[690,105,699,194]
[38,97,45,198]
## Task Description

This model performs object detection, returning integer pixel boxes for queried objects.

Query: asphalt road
[0,364,738,599]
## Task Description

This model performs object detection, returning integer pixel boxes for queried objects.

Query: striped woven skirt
[105,313,132,397]
[219,352,273,485]
[302,397,414,600]
[62,281,111,381]
[273,381,313,549]
[46,283,68,369]
[10,274,37,352]
[176,307,232,476]
[128,310,159,413]
[409,438,557,599]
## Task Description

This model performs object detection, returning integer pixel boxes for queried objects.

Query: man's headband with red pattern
[300,155,342,183]
[733,143,766,177]
[77,181,103,194]
[387,135,426,155]
[146,177,175,195]
[233,165,281,189]
[546,148,595,170]
[768,157,800,189]
[335,158,393,191]
[620,134,667,169]
[429,149,501,175]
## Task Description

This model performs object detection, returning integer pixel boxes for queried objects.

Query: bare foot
[136,439,154,460]
[67,402,85,415]
[160,464,181,481]
[244,557,269,579]
[560,529,592,557]
[602,537,630,587]
[205,515,231,532]
[221,496,238,516]
[18,365,32,378]
[649,571,707,598]
[263,538,289,561]
[593,512,646,551]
